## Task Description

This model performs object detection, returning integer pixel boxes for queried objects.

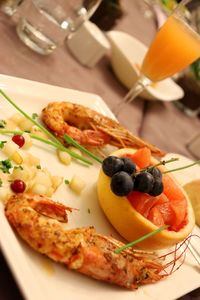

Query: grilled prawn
[5,193,165,289]
[41,102,165,157]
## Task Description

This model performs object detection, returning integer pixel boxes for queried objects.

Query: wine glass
[16,0,102,55]
[113,0,200,116]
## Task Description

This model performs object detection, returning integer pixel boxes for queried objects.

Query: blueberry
[121,157,136,174]
[102,156,124,177]
[149,178,164,196]
[110,171,134,196]
[134,172,154,193]
[148,167,162,179]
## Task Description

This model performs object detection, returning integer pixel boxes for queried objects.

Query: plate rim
[0,74,199,300]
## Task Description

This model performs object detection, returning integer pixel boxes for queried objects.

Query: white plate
[0,74,199,300]
[107,31,184,101]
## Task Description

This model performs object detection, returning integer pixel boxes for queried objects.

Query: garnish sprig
[114,225,168,254]
[0,159,12,174]
[138,157,200,175]
[163,159,200,174]
[0,90,92,166]
[64,134,103,164]
[135,157,179,176]
[0,129,92,165]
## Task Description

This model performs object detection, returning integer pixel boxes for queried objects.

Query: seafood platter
[0,74,199,300]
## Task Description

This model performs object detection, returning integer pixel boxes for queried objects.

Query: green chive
[139,157,179,174]
[0,90,92,166]
[163,159,200,174]
[114,225,168,254]
[14,165,23,170]
[0,141,7,149]
[64,134,103,164]
[0,120,6,128]
[0,129,92,166]
[32,113,38,120]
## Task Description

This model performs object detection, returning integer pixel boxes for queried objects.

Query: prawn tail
[82,129,111,146]
[97,125,165,157]
[31,199,72,223]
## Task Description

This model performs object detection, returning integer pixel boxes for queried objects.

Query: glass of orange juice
[114,0,200,116]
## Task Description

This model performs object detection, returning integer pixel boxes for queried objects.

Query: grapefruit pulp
[97,148,195,250]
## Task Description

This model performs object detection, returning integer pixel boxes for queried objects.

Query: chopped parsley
[0,120,6,128]
[14,165,23,170]
[32,113,38,120]
[36,165,41,169]
[64,179,70,185]
[0,179,3,187]
[0,159,12,173]
[0,141,7,149]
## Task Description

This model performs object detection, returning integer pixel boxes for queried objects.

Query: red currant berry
[12,135,25,148]
[10,180,26,193]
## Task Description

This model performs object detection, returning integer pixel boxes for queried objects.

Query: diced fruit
[33,170,52,187]
[45,187,55,197]
[2,140,19,157]
[4,119,17,130]
[128,191,158,217]
[12,135,25,148]
[69,175,86,194]
[51,176,63,191]
[127,147,151,169]
[163,175,185,201]
[0,187,12,203]
[18,118,33,131]
[21,133,32,150]
[148,206,165,227]
[30,183,47,195]
[10,151,23,165]
[68,146,82,157]
[154,197,176,228]
[23,153,40,166]
[2,140,23,164]
[57,150,71,165]
[9,113,24,125]
[128,192,176,229]
[11,165,32,182]
[30,126,49,139]
[10,179,26,193]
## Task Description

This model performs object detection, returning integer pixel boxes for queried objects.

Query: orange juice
[141,15,200,82]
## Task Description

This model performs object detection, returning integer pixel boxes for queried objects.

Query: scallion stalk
[0,90,92,165]
[64,134,103,164]
[0,129,92,165]
[114,225,168,254]
[163,159,200,174]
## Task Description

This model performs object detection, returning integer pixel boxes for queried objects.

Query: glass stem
[113,75,151,116]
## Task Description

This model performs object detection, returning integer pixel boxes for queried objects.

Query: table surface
[0,0,199,299]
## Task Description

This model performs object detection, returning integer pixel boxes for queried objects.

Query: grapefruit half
[97,148,195,250]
